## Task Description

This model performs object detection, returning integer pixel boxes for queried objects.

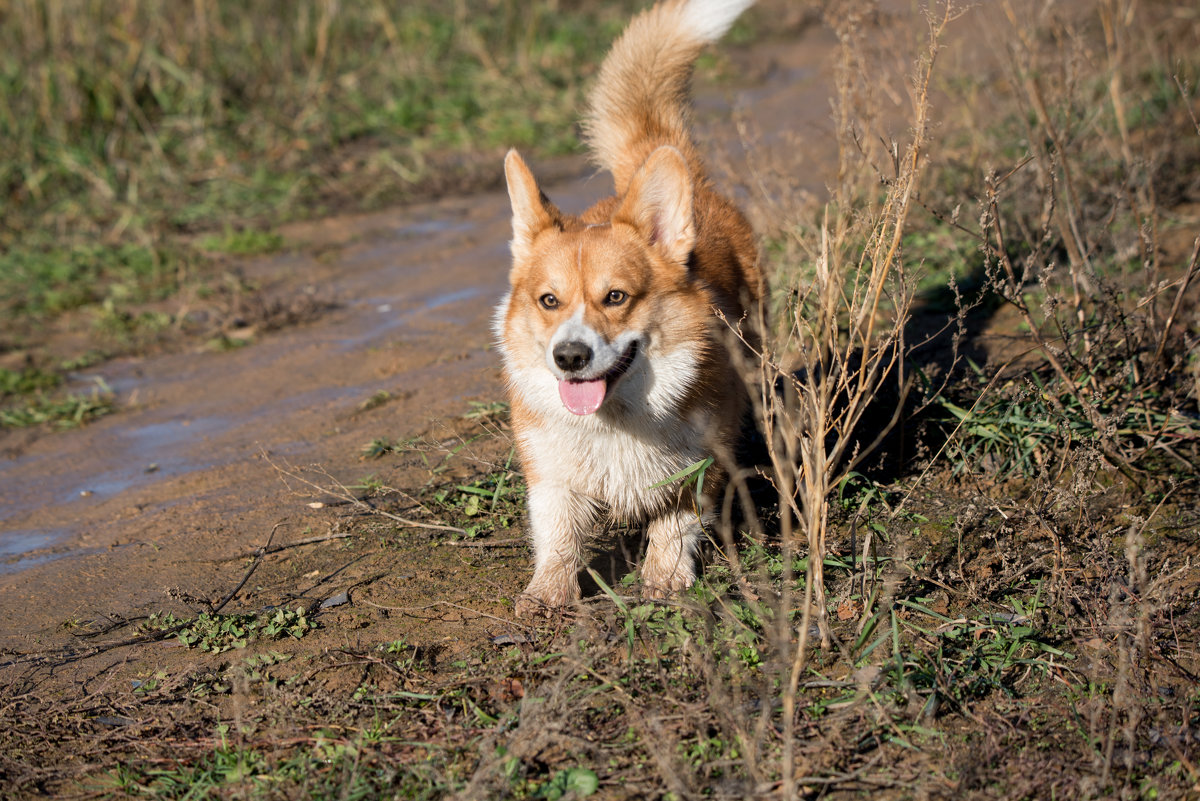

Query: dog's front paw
[514,594,554,619]
[515,575,580,617]
[640,566,696,600]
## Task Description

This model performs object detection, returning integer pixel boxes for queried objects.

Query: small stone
[320,592,349,609]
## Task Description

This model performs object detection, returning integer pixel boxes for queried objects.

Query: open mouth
[557,340,639,416]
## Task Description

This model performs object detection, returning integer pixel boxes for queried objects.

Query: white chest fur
[519,408,709,520]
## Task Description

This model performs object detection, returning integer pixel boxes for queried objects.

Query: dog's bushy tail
[583,0,755,194]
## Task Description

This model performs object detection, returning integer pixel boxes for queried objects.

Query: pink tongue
[559,378,607,415]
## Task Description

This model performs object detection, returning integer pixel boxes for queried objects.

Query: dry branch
[262,449,467,535]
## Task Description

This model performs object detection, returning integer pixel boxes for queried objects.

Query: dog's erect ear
[615,146,695,266]
[505,149,562,264]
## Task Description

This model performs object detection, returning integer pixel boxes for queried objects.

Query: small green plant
[0,379,115,430]
[535,767,599,800]
[260,607,316,640]
[92,301,173,345]
[199,227,285,256]
[433,455,524,537]
[244,651,292,671]
[59,351,108,371]
[176,612,259,653]
[207,333,254,352]
[380,637,420,671]
[680,736,739,773]
[358,390,393,413]
[148,607,315,654]
[240,651,293,691]
[463,400,510,420]
[187,670,232,698]
[131,671,167,697]
[362,437,404,459]
[0,366,62,397]
[353,474,387,495]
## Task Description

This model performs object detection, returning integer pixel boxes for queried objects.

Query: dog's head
[497,147,704,417]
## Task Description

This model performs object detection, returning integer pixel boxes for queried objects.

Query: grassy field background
[1,0,646,425]
[2,0,645,243]
[2,0,1200,799]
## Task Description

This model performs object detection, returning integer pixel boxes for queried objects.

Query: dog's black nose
[553,341,593,372]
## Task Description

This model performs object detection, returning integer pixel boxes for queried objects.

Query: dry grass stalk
[755,3,952,645]
[735,5,961,795]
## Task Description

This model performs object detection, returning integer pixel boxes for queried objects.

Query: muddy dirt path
[0,188,512,638]
[0,2,942,656]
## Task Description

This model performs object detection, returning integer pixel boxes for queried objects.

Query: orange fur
[495,0,760,615]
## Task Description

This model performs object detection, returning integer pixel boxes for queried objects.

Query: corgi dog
[495,0,761,614]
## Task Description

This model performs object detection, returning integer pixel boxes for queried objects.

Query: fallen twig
[263,450,467,535]
[211,522,282,614]
[3,522,286,668]
[439,537,524,548]
[222,529,357,561]
[358,598,532,630]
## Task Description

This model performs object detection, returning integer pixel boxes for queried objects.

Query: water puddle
[0,416,228,529]
[394,217,474,238]
[340,216,476,271]
[341,286,490,351]
[65,417,228,504]
[0,529,71,574]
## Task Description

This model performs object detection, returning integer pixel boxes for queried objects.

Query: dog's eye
[539,293,559,310]
[604,289,628,306]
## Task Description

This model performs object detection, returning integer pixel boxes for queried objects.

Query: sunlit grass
[0,0,643,249]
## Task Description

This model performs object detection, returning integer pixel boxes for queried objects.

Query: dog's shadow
[580,524,643,597]
[577,467,773,601]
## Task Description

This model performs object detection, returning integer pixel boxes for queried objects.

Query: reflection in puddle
[0,528,69,574]
[63,417,227,504]
[339,286,486,351]
[394,218,473,238]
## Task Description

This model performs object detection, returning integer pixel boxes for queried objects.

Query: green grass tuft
[0,380,115,429]
[199,227,285,256]
[0,366,62,398]
[1,0,644,249]
[0,243,172,320]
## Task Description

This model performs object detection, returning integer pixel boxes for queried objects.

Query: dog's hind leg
[517,482,598,616]
[641,508,704,599]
